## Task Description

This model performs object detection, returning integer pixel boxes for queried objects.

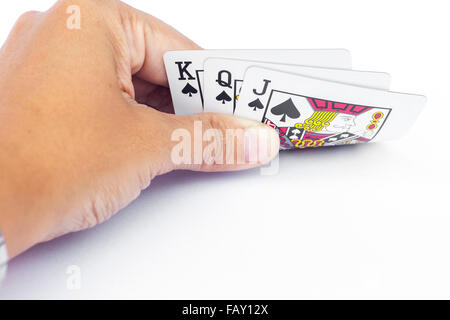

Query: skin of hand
[0,0,279,259]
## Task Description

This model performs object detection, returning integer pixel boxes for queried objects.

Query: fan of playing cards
[164,50,426,150]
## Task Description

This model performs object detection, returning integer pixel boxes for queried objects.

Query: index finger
[119,2,202,87]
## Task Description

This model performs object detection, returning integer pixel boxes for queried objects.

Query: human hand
[0,0,279,258]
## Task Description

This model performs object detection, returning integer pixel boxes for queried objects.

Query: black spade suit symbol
[270,98,300,122]
[181,83,198,97]
[248,98,264,111]
[216,90,232,104]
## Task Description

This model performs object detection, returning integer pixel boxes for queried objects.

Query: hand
[0,0,279,259]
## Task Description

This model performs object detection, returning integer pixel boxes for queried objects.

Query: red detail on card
[277,127,288,135]
[356,137,371,143]
[307,97,372,115]
[303,132,330,141]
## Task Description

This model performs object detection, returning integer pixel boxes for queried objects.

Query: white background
[0,0,449,299]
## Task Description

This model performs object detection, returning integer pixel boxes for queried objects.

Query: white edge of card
[165,49,352,54]
[165,49,352,69]
[241,65,392,91]
[209,57,392,90]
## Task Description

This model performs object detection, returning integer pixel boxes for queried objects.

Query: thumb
[131,107,280,174]
[172,113,281,172]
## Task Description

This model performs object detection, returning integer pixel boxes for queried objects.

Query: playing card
[203,58,390,115]
[237,67,426,147]
[164,49,352,115]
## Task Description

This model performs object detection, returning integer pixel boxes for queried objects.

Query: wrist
[0,180,55,259]
[0,205,43,259]
[0,231,7,285]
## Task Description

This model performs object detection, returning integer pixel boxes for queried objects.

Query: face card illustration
[231,61,390,121]
[164,50,352,115]
[279,126,305,150]
[321,132,359,145]
[265,92,391,149]
[285,127,306,142]
[238,67,426,146]
[262,119,296,150]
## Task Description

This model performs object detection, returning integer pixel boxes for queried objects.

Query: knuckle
[50,0,107,17]
[54,0,117,11]
[15,11,40,26]
[200,113,230,132]
[198,114,235,166]
[48,0,122,33]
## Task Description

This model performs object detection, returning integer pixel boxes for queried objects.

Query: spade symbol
[248,98,264,111]
[289,128,302,140]
[270,98,300,122]
[216,90,232,104]
[181,83,198,97]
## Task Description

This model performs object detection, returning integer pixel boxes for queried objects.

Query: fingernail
[244,125,280,164]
